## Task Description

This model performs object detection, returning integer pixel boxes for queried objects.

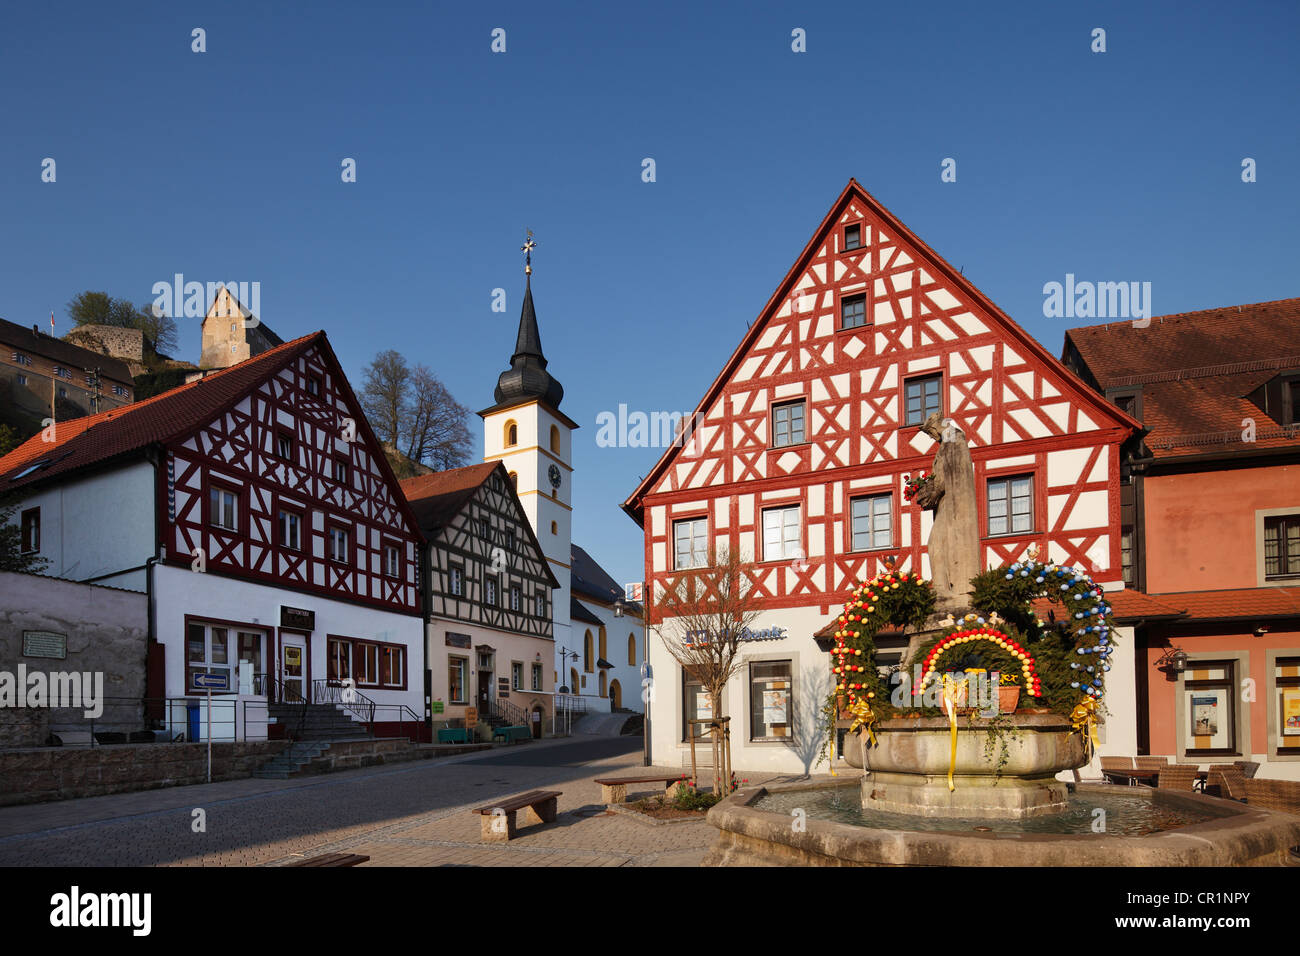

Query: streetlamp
[555,646,580,735]
[615,590,650,767]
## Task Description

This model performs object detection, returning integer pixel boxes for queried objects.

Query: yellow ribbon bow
[1069,698,1099,761]
[848,697,878,748]
[940,675,968,792]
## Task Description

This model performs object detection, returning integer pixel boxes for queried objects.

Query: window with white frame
[208,485,239,532]
[771,400,805,448]
[448,564,464,597]
[762,505,801,561]
[485,577,499,606]
[987,475,1033,536]
[531,663,543,691]
[328,526,350,563]
[512,661,523,690]
[673,517,708,570]
[384,544,400,578]
[850,494,891,551]
[278,509,302,550]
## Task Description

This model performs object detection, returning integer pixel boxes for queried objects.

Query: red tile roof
[0,332,325,492]
[1108,586,1300,622]
[399,463,499,531]
[1065,298,1300,459]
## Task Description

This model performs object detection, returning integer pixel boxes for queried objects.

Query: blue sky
[2,1,1297,587]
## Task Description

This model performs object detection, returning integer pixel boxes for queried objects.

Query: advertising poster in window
[1191,695,1219,736]
[762,689,788,727]
[1284,689,1300,736]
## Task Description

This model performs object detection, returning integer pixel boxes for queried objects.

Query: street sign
[192,672,229,692]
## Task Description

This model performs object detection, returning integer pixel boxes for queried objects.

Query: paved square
[0,737,840,867]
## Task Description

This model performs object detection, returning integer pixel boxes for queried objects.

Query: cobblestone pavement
[0,737,834,867]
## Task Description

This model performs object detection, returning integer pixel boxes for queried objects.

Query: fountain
[701,416,1300,865]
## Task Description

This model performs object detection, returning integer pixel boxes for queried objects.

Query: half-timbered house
[0,331,426,740]
[623,179,1141,773]
[402,462,559,735]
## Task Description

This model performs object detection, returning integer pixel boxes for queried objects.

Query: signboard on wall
[465,707,477,728]
[431,701,445,715]
[445,633,471,649]
[23,631,67,660]
[280,606,315,630]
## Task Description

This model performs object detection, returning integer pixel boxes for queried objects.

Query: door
[478,669,492,713]
[280,633,308,702]
[609,679,622,710]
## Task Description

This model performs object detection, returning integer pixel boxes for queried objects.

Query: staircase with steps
[253,737,444,779]
[267,702,371,741]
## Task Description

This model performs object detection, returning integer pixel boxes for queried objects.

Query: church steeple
[491,232,564,410]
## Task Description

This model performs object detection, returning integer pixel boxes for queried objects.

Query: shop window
[449,657,467,704]
[682,673,712,741]
[1183,660,1238,757]
[1273,656,1300,756]
[750,660,793,741]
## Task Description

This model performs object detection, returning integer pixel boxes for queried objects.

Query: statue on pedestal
[903,413,981,664]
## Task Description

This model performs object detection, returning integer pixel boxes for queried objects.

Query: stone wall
[0,572,148,748]
[64,325,145,362]
[0,741,290,806]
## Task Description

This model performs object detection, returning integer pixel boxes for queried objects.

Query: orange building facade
[1064,299,1300,779]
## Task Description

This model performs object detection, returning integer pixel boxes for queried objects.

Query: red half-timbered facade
[622,180,1140,772]
[163,339,420,613]
[625,180,1139,608]
[1,330,426,740]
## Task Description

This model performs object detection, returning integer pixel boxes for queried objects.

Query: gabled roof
[1065,298,1300,460]
[0,316,133,384]
[0,330,426,539]
[0,332,324,491]
[570,596,604,626]
[571,543,640,613]
[203,285,283,346]
[400,462,499,532]
[621,179,1140,523]
[400,461,561,590]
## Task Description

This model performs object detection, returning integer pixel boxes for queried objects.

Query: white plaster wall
[648,605,834,775]
[153,563,424,738]
[426,618,555,733]
[572,597,645,714]
[12,461,154,591]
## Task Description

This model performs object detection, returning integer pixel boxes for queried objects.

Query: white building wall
[648,605,833,775]
[153,563,423,740]
[13,460,154,591]
[573,597,645,714]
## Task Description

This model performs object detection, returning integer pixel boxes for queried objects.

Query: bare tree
[405,365,471,470]
[360,351,471,474]
[360,350,409,448]
[651,547,763,795]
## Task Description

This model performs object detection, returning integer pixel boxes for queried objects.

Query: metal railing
[486,696,529,726]
[313,679,377,729]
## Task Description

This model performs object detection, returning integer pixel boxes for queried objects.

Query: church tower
[480,235,578,681]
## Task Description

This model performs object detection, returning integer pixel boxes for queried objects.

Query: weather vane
[522,230,536,275]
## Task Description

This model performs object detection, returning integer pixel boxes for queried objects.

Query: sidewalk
[0,737,828,867]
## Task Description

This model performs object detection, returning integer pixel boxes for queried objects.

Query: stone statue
[914,413,981,617]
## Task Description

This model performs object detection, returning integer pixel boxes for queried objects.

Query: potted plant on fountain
[997,671,1021,714]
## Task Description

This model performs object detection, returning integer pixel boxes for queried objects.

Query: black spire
[492,235,564,409]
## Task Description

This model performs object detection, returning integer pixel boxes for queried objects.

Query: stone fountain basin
[862,713,1083,776]
[702,780,1300,867]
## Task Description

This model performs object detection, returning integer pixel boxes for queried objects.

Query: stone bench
[472,789,561,842]
[284,852,370,867]
[594,774,686,805]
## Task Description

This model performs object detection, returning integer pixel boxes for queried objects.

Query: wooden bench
[472,790,561,842]
[437,728,471,744]
[492,725,531,744]
[284,852,370,867]
[594,774,687,804]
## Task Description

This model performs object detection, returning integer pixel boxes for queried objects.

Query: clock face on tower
[548,464,562,490]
